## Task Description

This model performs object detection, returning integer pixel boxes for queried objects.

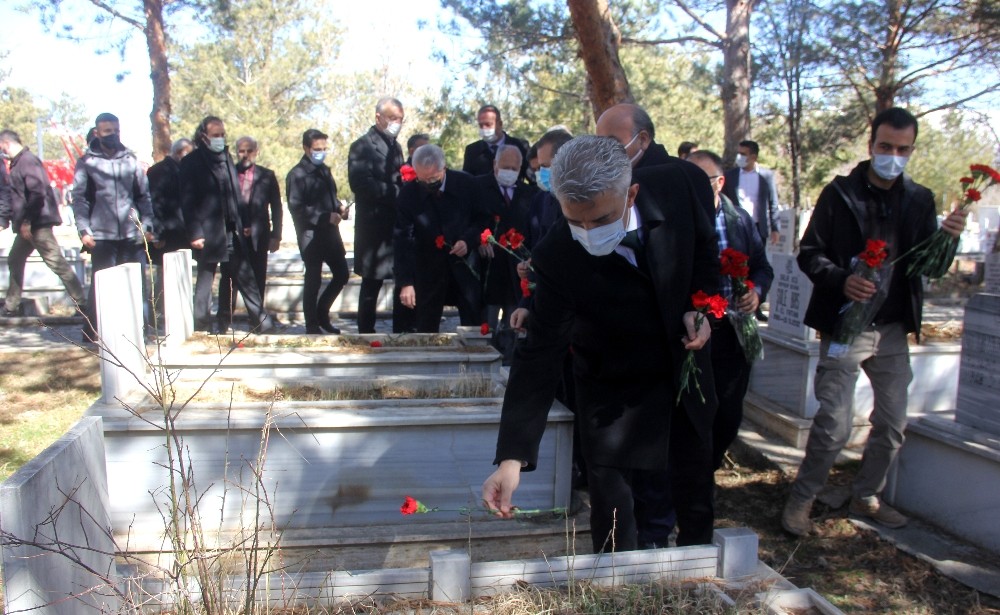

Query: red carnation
[966,188,982,202]
[720,248,750,279]
[370,340,383,348]
[691,290,711,311]
[435,235,446,250]
[960,177,974,185]
[520,278,532,297]
[481,228,493,246]
[480,322,490,335]
[970,163,1000,182]
[745,280,755,292]
[859,238,888,268]
[400,495,429,515]
[400,164,417,182]
[707,295,729,319]
[507,229,525,250]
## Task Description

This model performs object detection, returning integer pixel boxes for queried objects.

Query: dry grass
[172,378,498,403]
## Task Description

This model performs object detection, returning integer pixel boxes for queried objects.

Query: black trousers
[625,404,716,549]
[300,230,348,331]
[218,241,269,323]
[194,233,269,330]
[710,319,753,469]
[413,259,482,333]
[357,277,416,334]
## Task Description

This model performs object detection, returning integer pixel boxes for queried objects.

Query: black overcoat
[348,126,403,279]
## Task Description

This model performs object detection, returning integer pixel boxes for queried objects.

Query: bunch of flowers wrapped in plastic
[677,291,727,404]
[720,248,763,363]
[901,163,1000,278]
[828,239,891,358]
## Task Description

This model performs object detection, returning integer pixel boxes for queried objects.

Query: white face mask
[870,151,909,181]
[208,137,226,153]
[569,195,629,256]
[734,153,748,169]
[383,122,402,138]
[496,169,519,187]
[624,132,644,166]
[480,127,497,143]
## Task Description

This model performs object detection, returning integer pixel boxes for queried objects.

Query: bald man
[596,103,715,220]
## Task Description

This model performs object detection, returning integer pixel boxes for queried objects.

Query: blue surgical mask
[208,137,226,153]
[311,151,327,165]
[871,152,908,181]
[569,195,629,256]
[537,167,552,192]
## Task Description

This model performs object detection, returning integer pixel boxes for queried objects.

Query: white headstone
[773,210,797,255]
[162,249,194,346]
[955,293,1000,435]
[97,263,146,403]
[766,253,815,340]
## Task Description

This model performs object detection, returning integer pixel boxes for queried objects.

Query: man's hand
[478,243,494,259]
[400,285,416,309]
[737,290,759,314]
[144,231,156,244]
[770,230,781,245]
[154,240,166,249]
[190,237,206,250]
[243,227,252,237]
[19,222,32,242]
[516,259,531,280]
[482,459,523,518]
[449,239,468,258]
[843,274,876,302]
[940,207,969,238]
[510,307,530,332]
[81,234,97,250]
[330,212,342,225]
[682,310,711,350]
[269,238,280,253]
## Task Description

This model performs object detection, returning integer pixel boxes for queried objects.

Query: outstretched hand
[482,459,523,518]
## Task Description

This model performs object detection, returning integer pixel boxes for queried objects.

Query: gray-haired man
[482,135,720,552]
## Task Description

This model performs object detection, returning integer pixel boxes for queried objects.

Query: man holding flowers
[782,107,968,536]
[688,150,773,469]
[482,135,720,552]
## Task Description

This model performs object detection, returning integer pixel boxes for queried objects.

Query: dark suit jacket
[2,148,63,230]
[286,156,344,256]
[495,163,720,472]
[181,146,246,264]
[147,156,187,251]
[636,141,716,221]
[473,173,537,305]
[462,134,530,178]
[723,166,780,242]
[393,169,492,290]
[241,164,282,254]
[348,126,404,279]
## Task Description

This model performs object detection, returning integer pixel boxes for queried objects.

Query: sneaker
[849,495,908,529]
[781,496,815,537]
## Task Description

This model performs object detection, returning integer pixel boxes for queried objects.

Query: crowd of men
[0,100,967,553]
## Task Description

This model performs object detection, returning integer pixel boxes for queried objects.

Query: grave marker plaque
[766,253,815,340]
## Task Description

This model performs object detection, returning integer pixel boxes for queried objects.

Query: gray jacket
[71,146,156,241]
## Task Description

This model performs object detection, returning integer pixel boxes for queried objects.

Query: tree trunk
[566,0,633,120]
[144,0,172,161]
[721,0,753,166]
[875,0,903,114]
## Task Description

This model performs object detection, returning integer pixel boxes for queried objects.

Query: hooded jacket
[71,142,155,241]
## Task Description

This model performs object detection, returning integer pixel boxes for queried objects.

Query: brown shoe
[849,495,908,529]
[781,496,815,537]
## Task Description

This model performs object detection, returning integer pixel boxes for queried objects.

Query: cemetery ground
[1,343,999,613]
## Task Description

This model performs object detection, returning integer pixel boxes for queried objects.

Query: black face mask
[420,179,442,194]
[99,134,122,150]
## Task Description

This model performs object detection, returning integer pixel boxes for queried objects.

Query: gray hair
[550,135,631,204]
[494,144,523,165]
[411,144,446,170]
[170,138,192,156]
[376,96,403,114]
[234,136,258,151]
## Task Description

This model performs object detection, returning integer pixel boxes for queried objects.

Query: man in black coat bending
[482,136,720,553]
[394,144,491,332]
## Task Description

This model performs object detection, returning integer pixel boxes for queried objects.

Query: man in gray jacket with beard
[72,112,158,342]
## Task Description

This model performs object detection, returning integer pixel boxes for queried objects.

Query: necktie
[620,229,647,272]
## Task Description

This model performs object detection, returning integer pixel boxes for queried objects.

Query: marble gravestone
[764,253,814,341]
[890,293,1000,555]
